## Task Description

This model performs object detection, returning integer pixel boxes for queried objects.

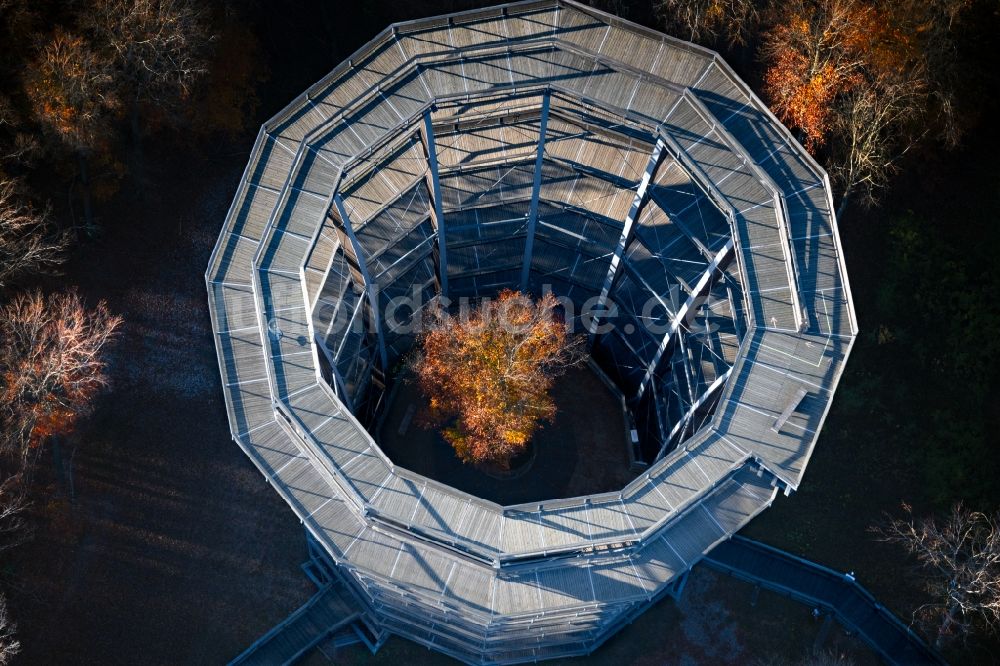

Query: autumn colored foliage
[762,0,880,151]
[0,290,121,463]
[24,29,119,153]
[412,291,584,469]
[761,0,971,210]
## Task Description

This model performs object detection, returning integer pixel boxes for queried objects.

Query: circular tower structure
[207,2,857,663]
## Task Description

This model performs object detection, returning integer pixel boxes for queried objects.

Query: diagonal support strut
[587,136,667,340]
[636,238,734,402]
[333,194,388,371]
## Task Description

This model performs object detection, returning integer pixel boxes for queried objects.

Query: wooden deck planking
[207,4,858,660]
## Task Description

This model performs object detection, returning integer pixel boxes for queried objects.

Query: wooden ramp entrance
[229,578,360,666]
[704,536,944,665]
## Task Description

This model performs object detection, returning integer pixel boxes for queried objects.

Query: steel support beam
[675,333,696,412]
[423,111,449,298]
[636,238,734,401]
[333,194,388,371]
[519,92,551,292]
[589,137,666,338]
[315,332,356,414]
[656,365,733,461]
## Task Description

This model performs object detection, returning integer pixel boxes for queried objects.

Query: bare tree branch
[0,290,122,467]
[0,594,19,666]
[0,476,29,556]
[23,29,119,154]
[82,0,212,110]
[888,0,973,147]
[830,74,927,216]
[0,96,42,169]
[656,0,762,46]
[0,179,69,289]
[872,502,1000,648]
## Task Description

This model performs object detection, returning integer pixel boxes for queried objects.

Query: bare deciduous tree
[656,0,761,46]
[872,502,1000,648]
[829,74,927,217]
[24,30,119,228]
[0,96,41,169]
[0,476,28,555]
[889,0,973,148]
[82,0,212,145]
[0,179,69,289]
[0,290,121,466]
[0,594,19,666]
[24,30,118,153]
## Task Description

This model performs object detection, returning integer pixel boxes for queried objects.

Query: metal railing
[209,2,852,572]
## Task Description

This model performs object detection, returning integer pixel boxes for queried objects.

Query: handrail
[274,399,369,515]
[700,55,858,334]
[205,125,270,280]
[704,536,945,666]
[281,372,758,567]
[284,33,708,325]
[217,8,848,567]
[683,90,805,331]
[656,128,736,223]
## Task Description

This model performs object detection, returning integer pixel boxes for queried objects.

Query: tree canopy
[760,0,972,213]
[24,29,119,154]
[874,503,1000,647]
[0,290,121,466]
[412,291,584,469]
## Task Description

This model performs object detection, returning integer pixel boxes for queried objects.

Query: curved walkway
[703,536,945,665]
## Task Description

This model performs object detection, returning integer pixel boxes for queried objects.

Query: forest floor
[2,140,315,664]
[377,365,634,505]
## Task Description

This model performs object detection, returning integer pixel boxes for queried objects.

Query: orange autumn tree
[761,0,880,151]
[0,290,121,465]
[412,290,584,469]
[761,0,970,215]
